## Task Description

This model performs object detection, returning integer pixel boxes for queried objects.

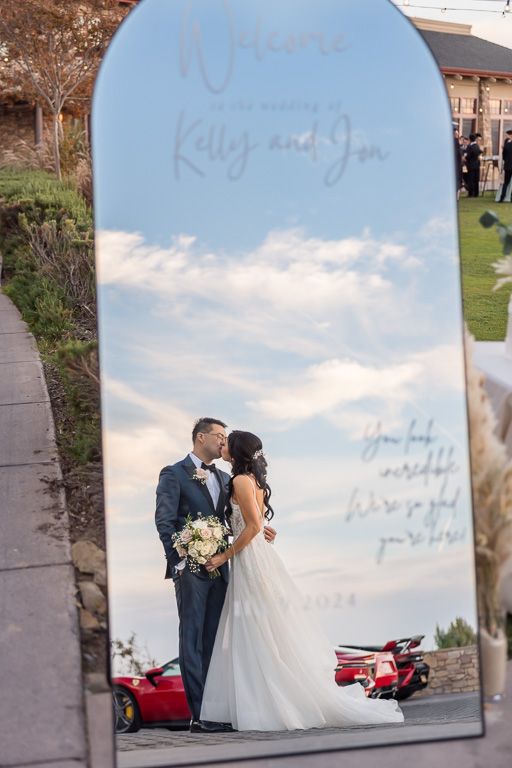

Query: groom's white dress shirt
[176,452,222,571]
[189,451,221,507]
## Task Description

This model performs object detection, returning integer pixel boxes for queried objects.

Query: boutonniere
[192,468,209,485]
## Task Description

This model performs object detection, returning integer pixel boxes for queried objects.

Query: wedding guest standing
[461,137,469,194]
[466,134,482,198]
[454,127,463,199]
[499,129,512,203]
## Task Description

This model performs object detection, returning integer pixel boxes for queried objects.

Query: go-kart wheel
[113,685,142,733]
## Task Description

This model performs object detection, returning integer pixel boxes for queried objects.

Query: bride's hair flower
[253,449,264,460]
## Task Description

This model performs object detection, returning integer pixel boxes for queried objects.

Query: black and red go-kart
[340,635,430,700]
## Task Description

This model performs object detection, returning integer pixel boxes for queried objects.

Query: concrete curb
[0,255,114,768]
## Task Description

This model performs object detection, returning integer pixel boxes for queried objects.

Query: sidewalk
[0,272,110,768]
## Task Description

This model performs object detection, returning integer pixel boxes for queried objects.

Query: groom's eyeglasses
[201,431,226,442]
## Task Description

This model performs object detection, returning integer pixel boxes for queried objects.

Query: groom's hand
[263,526,276,543]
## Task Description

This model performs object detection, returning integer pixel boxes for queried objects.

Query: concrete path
[0,282,89,768]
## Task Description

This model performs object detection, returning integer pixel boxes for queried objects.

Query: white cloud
[246,345,464,427]
[96,226,426,359]
[248,357,421,422]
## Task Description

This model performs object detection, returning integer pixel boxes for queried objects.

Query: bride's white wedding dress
[200,479,404,731]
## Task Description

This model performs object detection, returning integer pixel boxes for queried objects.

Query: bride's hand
[263,525,276,543]
[205,553,226,572]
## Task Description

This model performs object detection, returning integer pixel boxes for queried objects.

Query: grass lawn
[459,192,512,341]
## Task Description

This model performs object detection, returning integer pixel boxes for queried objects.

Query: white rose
[197,556,207,564]
[212,527,223,539]
[191,519,204,530]
[205,541,217,556]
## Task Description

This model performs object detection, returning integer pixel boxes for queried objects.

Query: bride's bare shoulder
[232,474,253,488]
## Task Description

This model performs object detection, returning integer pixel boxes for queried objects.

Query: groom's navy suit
[155,455,230,721]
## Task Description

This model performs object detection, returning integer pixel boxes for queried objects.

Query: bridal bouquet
[172,515,230,578]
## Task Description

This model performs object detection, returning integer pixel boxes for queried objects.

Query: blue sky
[93,0,478,674]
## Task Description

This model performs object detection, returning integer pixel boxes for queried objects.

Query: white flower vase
[480,626,507,699]
[505,295,512,360]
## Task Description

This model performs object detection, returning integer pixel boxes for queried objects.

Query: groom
[155,417,275,733]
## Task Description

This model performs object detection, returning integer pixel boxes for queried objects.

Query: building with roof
[414,18,512,165]
[1,11,511,188]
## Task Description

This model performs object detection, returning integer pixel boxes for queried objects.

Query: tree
[434,617,477,649]
[111,632,159,677]
[0,0,131,179]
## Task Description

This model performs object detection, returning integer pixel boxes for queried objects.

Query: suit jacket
[155,456,230,581]
[465,142,482,170]
[503,140,512,172]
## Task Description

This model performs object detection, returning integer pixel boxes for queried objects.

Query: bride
[200,430,404,731]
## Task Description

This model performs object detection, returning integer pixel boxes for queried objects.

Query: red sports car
[335,646,399,699]
[113,659,189,733]
[357,635,430,700]
[334,655,376,697]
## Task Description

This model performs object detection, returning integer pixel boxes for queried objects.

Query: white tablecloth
[473,341,512,459]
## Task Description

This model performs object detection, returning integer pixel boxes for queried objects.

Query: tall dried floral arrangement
[465,328,512,636]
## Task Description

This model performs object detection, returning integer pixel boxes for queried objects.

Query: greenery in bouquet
[465,328,512,637]
[172,515,230,578]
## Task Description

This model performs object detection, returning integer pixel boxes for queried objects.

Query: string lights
[395,2,512,13]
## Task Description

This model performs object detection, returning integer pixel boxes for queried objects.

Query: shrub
[434,617,478,649]
[0,167,99,465]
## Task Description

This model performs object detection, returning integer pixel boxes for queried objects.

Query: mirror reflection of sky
[93,0,477,668]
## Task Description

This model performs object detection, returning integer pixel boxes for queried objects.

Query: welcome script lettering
[172,1,389,184]
[346,420,467,564]
[180,0,350,94]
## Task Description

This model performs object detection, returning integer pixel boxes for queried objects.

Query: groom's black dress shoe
[190,720,236,733]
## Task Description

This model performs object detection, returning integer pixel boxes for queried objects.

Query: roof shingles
[418,29,512,76]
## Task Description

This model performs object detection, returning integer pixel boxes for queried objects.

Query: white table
[473,341,512,459]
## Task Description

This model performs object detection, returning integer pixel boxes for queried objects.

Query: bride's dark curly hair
[227,430,274,522]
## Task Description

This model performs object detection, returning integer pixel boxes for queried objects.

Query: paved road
[116,692,482,767]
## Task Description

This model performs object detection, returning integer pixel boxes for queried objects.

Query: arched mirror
[92,0,483,763]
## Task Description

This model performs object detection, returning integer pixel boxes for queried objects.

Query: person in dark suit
[466,133,482,197]
[499,129,512,202]
[155,417,276,732]
[454,126,462,199]
[460,137,469,193]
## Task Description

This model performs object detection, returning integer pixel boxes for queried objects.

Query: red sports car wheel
[113,685,142,733]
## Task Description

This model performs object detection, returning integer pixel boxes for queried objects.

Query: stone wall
[0,105,35,159]
[416,645,480,696]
